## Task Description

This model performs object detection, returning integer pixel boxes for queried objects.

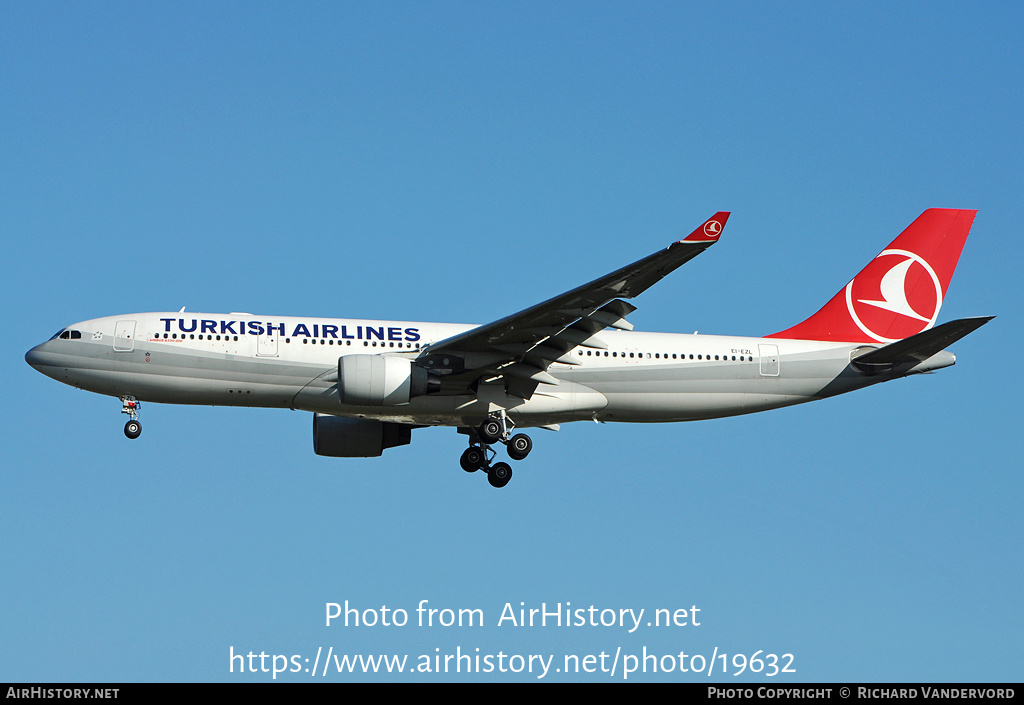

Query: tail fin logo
[703,220,723,238]
[845,249,943,343]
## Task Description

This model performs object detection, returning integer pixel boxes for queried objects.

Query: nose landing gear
[121,396,142,439]
[460,412,533,488]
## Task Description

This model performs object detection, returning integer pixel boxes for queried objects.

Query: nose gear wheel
[121,396,142,439]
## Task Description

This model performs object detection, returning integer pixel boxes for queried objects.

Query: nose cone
[26,339,78,387]
[25,341,62,380]
[25,343,46,370]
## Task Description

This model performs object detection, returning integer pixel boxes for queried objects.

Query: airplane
[25,208,992,488]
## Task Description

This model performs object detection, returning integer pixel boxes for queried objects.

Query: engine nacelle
[312,414,413,457]
[337,354,439,406]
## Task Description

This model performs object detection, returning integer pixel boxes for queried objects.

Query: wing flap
[505,376,541,400]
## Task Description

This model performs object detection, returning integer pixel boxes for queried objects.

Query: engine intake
[337,355,440,406]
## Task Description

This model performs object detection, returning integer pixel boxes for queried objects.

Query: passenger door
[113,320,136,352]
[758,343,780,376]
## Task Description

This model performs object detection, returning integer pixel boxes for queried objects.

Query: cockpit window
[49,329,65,340]
[54,329,82,340]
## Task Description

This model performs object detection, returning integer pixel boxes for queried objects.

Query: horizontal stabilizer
[852,316,994,368]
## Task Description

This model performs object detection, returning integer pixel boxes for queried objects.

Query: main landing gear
[459,412,532,489]
[121,396,142,439]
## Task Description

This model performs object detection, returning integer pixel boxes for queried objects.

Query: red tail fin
[767,209,977,343]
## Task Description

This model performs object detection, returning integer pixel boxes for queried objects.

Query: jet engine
[312,414,413,457]
[337,355,440,406]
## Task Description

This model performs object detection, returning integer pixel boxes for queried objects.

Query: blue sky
[2,2,1021,682]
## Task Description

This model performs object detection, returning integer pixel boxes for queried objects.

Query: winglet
[682,212,730,242]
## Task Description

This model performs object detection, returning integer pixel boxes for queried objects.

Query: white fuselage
[25,311,952,429]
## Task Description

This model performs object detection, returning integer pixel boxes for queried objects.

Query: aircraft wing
[425,212,730,399]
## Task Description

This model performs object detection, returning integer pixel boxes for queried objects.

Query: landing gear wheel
[507,433,532,461]
[488,462,512,488]
[478,418,503,445]
[460,446,486,473]
[120,396,142,439]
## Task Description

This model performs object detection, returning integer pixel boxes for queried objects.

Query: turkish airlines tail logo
[857,258,931,321]
[767,209,976,343]
[845,249,943,343]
